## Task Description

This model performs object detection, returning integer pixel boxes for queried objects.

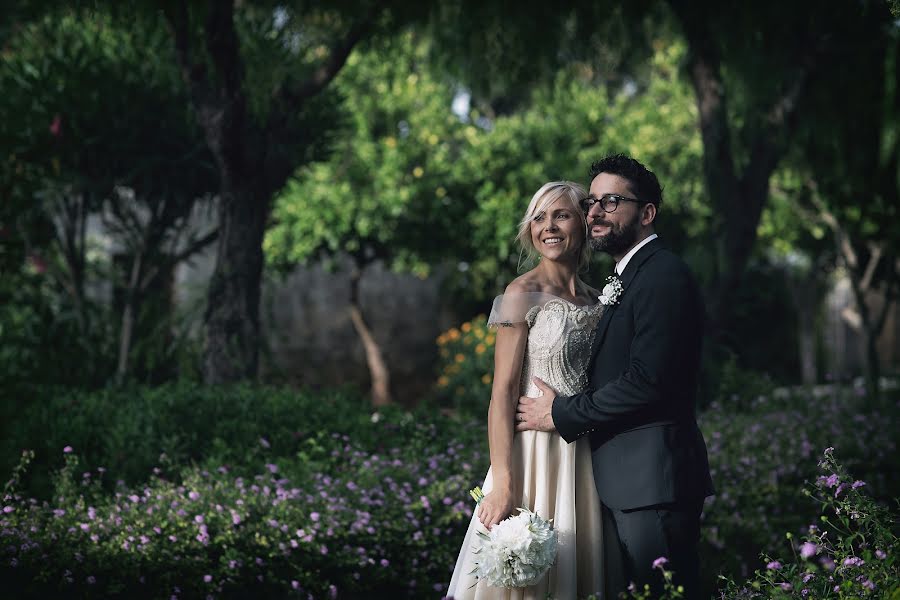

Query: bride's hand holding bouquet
[475,482,516,531]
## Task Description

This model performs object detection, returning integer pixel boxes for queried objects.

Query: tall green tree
[0,9,218,384]
[458,41,705,300]
[265,32,472,405]
[427,0,895,344]
[154,1,396,384]
[265,35,707,407]
[769,17,900,397]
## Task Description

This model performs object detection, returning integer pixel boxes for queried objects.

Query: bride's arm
[477,317,529,530]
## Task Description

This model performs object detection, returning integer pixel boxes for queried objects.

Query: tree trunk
[667,0,820,338]
[116,250,143,384]
[783,264,823,385]
[348,264,392,407]
[863,327,881,403]
[202,187,268,383]
[163,0,378,384]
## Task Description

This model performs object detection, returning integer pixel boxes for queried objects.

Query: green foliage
[0,8,217,387]
[621,451,900,600]
[1,386,488,598]
[711,353,778,411]
[698,386,899,594]
[265,33,706,299]
[710,261,801,386]
[716,450,898,599]
[0,9,213,207]
[1,380,897,598]
[434,315,496,411]
[458,39,705,298]
[0,383,377,500]
[265,31,470,277]
[0,271,116,397]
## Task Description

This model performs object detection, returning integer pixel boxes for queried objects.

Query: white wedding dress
[446,294,605,600]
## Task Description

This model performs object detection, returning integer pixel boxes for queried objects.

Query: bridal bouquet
[468,487,558,588]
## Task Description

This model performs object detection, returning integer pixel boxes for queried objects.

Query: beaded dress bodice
[520,299,605,398]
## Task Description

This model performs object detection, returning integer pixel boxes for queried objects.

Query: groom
[516,154,714,599]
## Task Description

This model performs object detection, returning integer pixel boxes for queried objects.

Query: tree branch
[666,0,739,207]
[279,3,381,105]
[806,178,858,270]
[740,34,828,198]
[139,227,219,292]
[872,264,897,338]
[161,1,208,100]
[204,0,242,100]
[860,242,882,292]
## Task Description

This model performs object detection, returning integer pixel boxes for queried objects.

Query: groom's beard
[589,213,641,255]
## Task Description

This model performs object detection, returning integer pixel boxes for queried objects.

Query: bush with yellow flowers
[434,315,496,413]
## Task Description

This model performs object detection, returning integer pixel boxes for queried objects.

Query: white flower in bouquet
[468,487,558,588]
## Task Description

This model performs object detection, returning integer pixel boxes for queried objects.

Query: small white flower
[598,275,624,306]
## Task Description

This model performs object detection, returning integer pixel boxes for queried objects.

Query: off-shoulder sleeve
[487,292,569,327]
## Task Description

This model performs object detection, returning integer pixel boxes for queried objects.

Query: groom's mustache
[590,218,615,228]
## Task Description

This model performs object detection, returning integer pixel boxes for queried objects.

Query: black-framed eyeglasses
[580,193,647,214]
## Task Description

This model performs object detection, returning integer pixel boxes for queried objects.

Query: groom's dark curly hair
[588,154,663,206]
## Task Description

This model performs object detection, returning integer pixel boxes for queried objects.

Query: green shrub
[697,385,898,595]
[433,315,495,412]
[625,450,899,599]
[1,382,896,598]
[1,383,390,499]
[0,396,490,598]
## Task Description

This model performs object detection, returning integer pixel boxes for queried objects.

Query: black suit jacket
[552,238,714,510]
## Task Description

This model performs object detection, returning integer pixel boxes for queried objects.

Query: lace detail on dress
[520,299,604,397]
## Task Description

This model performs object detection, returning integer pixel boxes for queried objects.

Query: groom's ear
[641,202,657,227]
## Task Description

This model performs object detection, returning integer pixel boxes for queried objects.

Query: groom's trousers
[601,498,704,600]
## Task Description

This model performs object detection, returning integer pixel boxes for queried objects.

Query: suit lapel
[590,238,664,360]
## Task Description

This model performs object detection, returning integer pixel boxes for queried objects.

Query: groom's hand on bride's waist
[515,377,557,433]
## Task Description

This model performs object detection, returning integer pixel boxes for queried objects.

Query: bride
[446,181,604,600]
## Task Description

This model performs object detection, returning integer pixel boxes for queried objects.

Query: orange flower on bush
[434,315,494,412]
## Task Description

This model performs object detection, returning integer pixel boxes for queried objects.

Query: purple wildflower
[652,557,668,569]
[843,557,864,567]
[63,446,73,454]
[800,543,817,559]
[851,480,866,489]
[875,549,887,560]
[766,561,782,570]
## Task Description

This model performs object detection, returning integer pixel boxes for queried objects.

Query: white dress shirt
[615,233,658,276]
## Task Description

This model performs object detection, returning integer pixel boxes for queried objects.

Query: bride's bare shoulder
[503,273,544,295]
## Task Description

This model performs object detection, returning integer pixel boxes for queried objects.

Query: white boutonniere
[598,275,624,306]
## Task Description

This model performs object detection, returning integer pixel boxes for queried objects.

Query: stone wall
[259,257,452,405]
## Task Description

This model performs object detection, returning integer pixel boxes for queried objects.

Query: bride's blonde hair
[515,181,591,272]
